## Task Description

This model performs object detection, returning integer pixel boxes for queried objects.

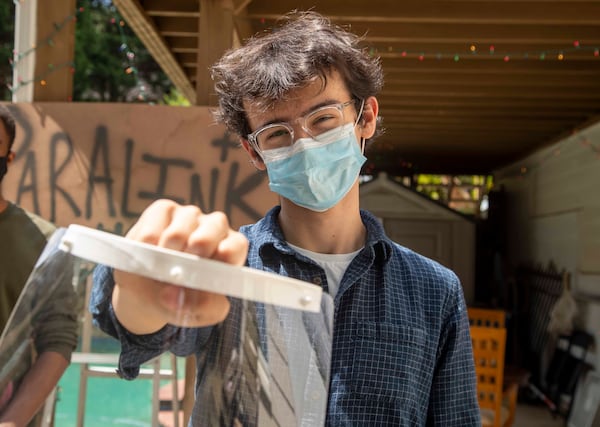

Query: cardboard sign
[1,102,277,232]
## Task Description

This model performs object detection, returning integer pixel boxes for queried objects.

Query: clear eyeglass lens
[256,105,346,151]
[256,125,293,151]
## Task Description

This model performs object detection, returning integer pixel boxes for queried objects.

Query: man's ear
[358,96,379,140]
[240,138,266,170]
[6,150,15,164]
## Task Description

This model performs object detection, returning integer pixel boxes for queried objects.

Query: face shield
[0,229,83,414]
[0,225,333,426]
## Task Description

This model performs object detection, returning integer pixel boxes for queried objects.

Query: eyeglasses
[247,100,359,155]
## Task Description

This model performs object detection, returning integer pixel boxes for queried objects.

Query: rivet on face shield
[300,295,313,306]
[169,266,183,281]
[58,239,73,253]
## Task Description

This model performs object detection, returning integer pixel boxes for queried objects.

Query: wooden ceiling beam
[153,16,198,32]
[379,52,599,62]
[381,126,580,135]
[244,1,600,26]
[160,30,199,37]
[348,24,600,42]
[375,131,558,144]
[380,87,600,99]
[174,52,198,63]
[143,0,200,15]
[386,88,600,98]
[383,72,600,86]
[380,109,590,119]
[383,80,599,91]
[172,47,198,53]
[380,59,600,72]
[383,119,572,130]
[382,67,600,79]
[181,61,199,68]
[364,37,600,46]
[164,36,198,49]
[377,98,600,109]
[367,41,600,55]
[375,135,554,146]
[147,11,200,18]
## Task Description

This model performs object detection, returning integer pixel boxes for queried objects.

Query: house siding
[495,121,600,370]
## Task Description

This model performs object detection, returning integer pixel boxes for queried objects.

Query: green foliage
[413,174,494,217]
[161,87,191,106]
[0,1,15,101]
[0,0,171,102]
[73,0,173,102]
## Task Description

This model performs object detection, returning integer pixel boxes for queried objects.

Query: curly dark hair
[0,104,16,150]
[211,10,384,141]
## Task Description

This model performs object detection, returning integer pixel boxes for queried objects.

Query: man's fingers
[126,199,179,244]
[186,211,231,258]
[158,205,202,251]
[127,202,246,263]
[215,230,249,265]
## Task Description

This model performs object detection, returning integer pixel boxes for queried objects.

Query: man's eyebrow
[303,99,341,115]
[257,98,343,128]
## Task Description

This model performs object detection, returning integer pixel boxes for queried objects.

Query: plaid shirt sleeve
[90,264,212,380]
[426,272,481,425]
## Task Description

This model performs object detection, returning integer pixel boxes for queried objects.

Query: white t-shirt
[288,243,362,298]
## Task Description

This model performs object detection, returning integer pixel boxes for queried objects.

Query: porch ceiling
[113,0,600,176]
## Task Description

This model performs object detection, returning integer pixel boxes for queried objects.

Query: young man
[0,105,79,427]
[91,11,480,425]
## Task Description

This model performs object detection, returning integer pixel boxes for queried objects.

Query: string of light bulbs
[369,40,600,62]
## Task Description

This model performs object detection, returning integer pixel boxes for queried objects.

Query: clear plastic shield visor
[0,226,333,426]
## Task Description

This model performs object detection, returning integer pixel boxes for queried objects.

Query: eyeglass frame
[246,99,363,158]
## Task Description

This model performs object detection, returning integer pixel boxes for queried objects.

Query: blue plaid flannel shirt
[91,206,480,426]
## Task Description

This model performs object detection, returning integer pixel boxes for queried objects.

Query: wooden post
[32,0,76,101]
[195,0,234,106]
[183,2,235,420]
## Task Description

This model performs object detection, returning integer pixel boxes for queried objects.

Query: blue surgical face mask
[262,122,366,212]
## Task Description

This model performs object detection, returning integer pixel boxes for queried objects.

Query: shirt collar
[359,209,393,262]
[253,206,393,262]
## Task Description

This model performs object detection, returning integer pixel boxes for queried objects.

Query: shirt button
[312,277,322,286]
